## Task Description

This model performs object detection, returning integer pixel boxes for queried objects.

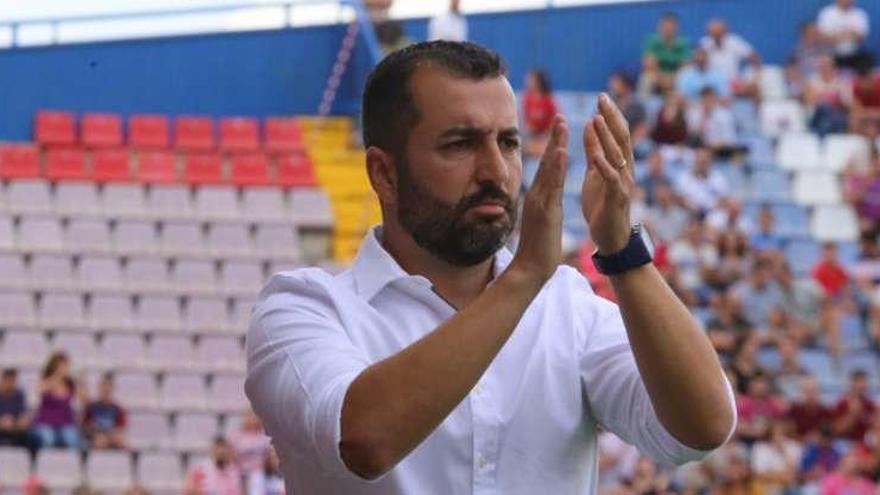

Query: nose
[474,138,511,187]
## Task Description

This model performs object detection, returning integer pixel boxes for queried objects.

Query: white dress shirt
[428,12,468,42]
[245,227,734,494]
[817,4,869,56]
[700,34,753,80]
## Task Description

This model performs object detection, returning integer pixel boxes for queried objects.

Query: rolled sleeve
[579,295,736,466]
[245,271,370,479]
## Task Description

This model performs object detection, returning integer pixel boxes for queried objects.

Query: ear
[366,146,398,206]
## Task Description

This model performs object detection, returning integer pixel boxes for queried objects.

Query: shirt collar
[351,226,514,302]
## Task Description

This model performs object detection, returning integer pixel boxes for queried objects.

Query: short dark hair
[852,369,868,381]
[361,40,506,157]
[699,86,717,97]
[660,12,679,22]
[1,368,16,380]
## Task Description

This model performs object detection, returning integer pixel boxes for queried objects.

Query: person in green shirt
[644,12,691,74]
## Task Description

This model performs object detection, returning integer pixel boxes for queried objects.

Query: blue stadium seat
[773,203,811,239]
[757,347,782,371]
[799,349,839,387]
[731,98,760,136]
[838,241,860,268]
[742,135,776,168]
[838,351,880,387]
[748,170,791,203]
[785,239,821,275]
[840,315,869,351]
[714,163,747,193]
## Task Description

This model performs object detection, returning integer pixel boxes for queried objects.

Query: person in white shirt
[428,0,468,42]
[675,147,730,212]
[700,18,754,81]
[817,0,872,70]
[685,86,739,157]
[245,40,736,494]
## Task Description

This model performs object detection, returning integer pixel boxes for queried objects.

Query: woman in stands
[31,352,83,449]
[522,69,558,158]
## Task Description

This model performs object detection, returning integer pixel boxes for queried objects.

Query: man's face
[693,49,708,69]
[708,20,726,40]
[99,380,113,400]
[852,376,868,395]
[213,442,234,466]
[659,18,678,39]
[837,0,854,9]
[803,377,819,401]
[394,68,522,267]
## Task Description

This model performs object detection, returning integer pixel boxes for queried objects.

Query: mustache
[456,185,515,215]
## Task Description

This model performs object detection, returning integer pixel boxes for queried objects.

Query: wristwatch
[591,224,654,276]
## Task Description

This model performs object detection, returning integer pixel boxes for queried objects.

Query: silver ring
[617,158,628,170]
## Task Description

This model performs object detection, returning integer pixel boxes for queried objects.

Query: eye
[500,137,521,152]
[444,140,472,151]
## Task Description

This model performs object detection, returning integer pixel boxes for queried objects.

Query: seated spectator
[637,55,666,100]
[775,338,808,380]
[819,449,876,495]
[730,330,763,394]
[184,436,242,495]
[637,149,672,206]
[700,18,754,81]
[649,183,689,244]
[832,370,876,442]
[675,147,729,212]
[230,409,271,479]
[427,0,467,42]
[736,371,787,445]
[784,56,808,101]
[806,55,852,136]
[812,242,851,298]
[788,376,834,440]
[730,257,785,331]
[676,47,731,102]
[732,52,763,102]
[751,421,802,494]
[817,0,872,71]
[608,71,650,157]
[650,89,689,145]
[0,368,37,454]
[687,87,743,159]
[375,20,411,56]
[643,12,690,76]
[844,146,880,233]
[522,69,558,158]
[792,21,834,78]
[247,448,284,495]
[706,196,753,236]
[31,352,82,449]
[667,216,719,302]
[704,229,750,293]
[83,373,126,450]
[705,292,752,357]
[750,204,785,256]
[849,65,880,132]
[801,426,842,486]
[776,262,842,355]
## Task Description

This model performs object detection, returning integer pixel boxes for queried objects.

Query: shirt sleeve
[244,270,372,480]
[577,288,736,466]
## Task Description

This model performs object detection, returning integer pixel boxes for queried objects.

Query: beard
[396,159,517,267]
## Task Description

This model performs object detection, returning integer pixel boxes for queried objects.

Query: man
[676,48,731,102]
[817,0,872,71]
[730,258,785,331]
[644,12,690,74]
[700,18,754,81]
[0,368,36,453]
[246,41,734,493]
[184,436,243,495]
[832,370,876,441]
[685,87,739,158]
[428,0,467,42]
[750,204,785,255]
[83,373,127,450]
[787,375,833,439]
[674,146,729,213]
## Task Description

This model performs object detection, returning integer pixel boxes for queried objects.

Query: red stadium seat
[276,153,317,187]
[231,153,270,186]
[183,153,224,185]
[45,148,88,181]
[0,144,40,179]
[35,110,76,147]
[81,112,123,148]
[175,116,215,151]
[92,149,132,182]
[220,117,259,152]
[137,151,178,183]
[129,114,170,149]
[264,117,303,153]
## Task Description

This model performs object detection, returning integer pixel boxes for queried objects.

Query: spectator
[375,20,411,56]
[31,352,82,449]
[736,371,787,445]
[750,421,802,495]
[732,51,764,102]
[775,338,808,380]
[806,55,852,136]
[230,409,271,479]
[788,375,834,440]
[651,89,689,145]
[676,47,731,102]
[705,291,752,357]
[816,0,872,71]
[707,196,753,236]
[686,86,740,158]
[844,146,880,233]
[247,448,284,495]
[792,21,834,77]
[675,147,729,212]
[427,0,467,42]
[801,426,842,486]
[700,18,754,81]
[819,450,876,495]
[730,257,785,331]
[750,204,785,256]
[704,229,750,293]
[638,149,673,206]
[637,54,666,99]
[184,436,243,495]
[777,262,843,356]
[812,242,851,298]
[649,183,689,243]
[667,216,719,302]
[83,373,126,450]
[849,65,880,132]
[784,56,808,101]
[0,368,36,453]
[608,71,649,156]
[832,370,876,441]
[643,12,690,75]
[522,69,558,158]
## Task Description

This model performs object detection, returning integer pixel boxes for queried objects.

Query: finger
[584,121,621,185]
[594,115,629,178]
[597,93,635,162]
[532,115,568,193]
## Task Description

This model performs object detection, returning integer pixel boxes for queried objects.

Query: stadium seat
[175,115,215,151]
[219,260,263,297]
[45,147,88,180]
[86,451,133,491]
[56,182,101,217]
[0,446,31,488]
[128,413,171,451]
[265,117,304,153]
[241,187,287,222]
[146,335,196,372]
[29,254,74,292]
[0,143,40,178]
[65,219,111,253]
[747,171,790,203]
[253,224,301,259]
[0,292,35,328]
[230,297,256,335]
[219,117,260,152]
[92,148,132,182]
[183,152,224,185]
[128,114,170,149]
[193,186,240,221]
[160,221,204,256]
[136,295,182,332]
[772,203,811,239]
[823,134,870,172]
[742,135,776,168]
[19,217,64,252]
[776,132,821,170]
[7,180,52,215]
[77,256,123,291]
[81,112,123,148]
[207,375,246,413]
[114,371,159,409]
[206,224,252,258]
[288,189,333,227]
[162,373,207,411]
[88,294,135,333]
[100,335,146,370]
[35,110,76,146]
[113,220,157,254]
[137,451,183,491]
[0,254,27,289]
[197,336,244,373]
[172,413,217,452]
[276,152,318,187]
[137,150,178,183]
[53,333,100,370]
[39,292,87,330]
[0,330,46,367]
[0,218,13,251]
[812,205,859,242]
[840,315,869,351]
[124,257,169,293]
[785,239,821,276]
[758,65,787,100]
[147,185,193,220]
[231,153,271,186]
[184,296,230,334]
[759,99,806,138]
[170,259,217,295]
[792,171,841,205]
[36,449,82,490]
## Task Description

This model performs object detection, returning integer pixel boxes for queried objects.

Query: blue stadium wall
[1,0,879,140]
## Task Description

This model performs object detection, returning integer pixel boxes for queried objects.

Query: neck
[381,221,497,309]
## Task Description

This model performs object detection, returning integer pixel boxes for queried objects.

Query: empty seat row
[35,110,307,153]
[0,218,305,261]
[0,292,255,336]
[0,180,331,225]
[0,145,318,187]
[776,132,872,172]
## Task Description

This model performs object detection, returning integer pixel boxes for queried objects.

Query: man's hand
[510,115,568,283]
[582,93,635,255]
